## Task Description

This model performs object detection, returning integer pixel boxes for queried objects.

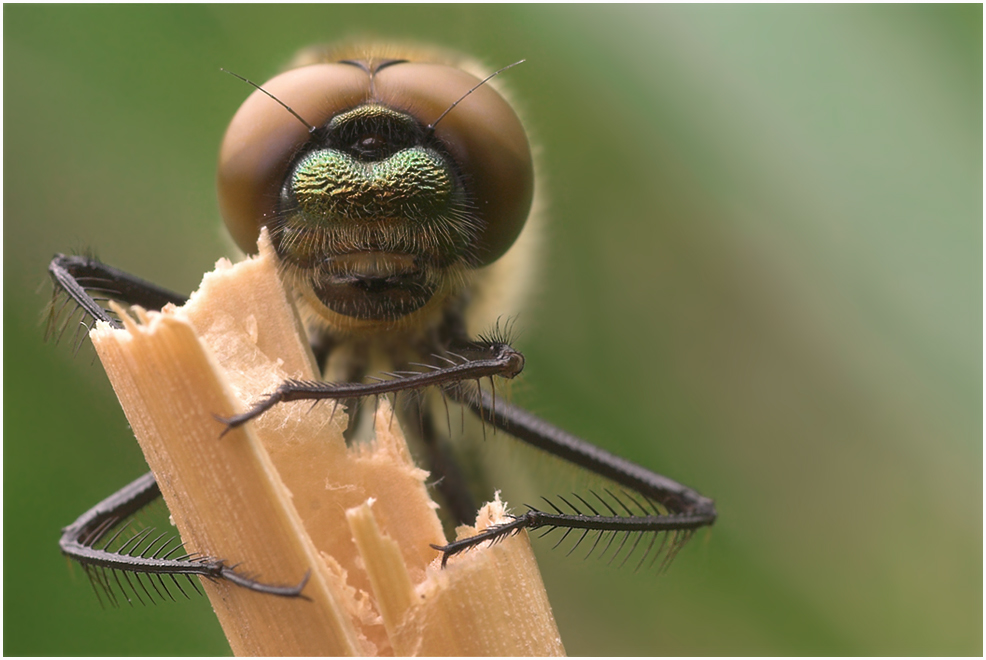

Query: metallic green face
[269,105,475,321]
[291,148,455,225]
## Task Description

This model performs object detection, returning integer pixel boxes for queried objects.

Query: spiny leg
[50,255,308,598]
[60,471,309,599]
[218,340,522,524]
[217,339,525,527]
[47,254,188,331]
[218,341,525,431]
[53,254,716,576]
[430,387,717,567]
[216,337,716,570]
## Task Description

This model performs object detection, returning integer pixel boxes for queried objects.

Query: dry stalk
[89,230,565,656]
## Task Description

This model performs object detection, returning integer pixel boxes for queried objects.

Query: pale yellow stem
[89,230,564,656]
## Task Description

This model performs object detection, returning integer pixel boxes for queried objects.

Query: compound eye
[217,64,369,254]
[375,63,534,266]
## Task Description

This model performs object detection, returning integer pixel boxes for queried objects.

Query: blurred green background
[5,5,981,656]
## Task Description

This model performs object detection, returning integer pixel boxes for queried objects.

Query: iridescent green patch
[291,148,454,224]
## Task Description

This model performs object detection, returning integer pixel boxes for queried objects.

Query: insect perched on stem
[51,42,717,607]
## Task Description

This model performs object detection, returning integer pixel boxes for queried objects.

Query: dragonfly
[50,41,717,604]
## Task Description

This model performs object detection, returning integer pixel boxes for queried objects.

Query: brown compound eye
[216,57,534,268]
[217,64,369,255]
[372,62,534,266]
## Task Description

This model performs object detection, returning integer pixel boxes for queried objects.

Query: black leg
[53,253,715,588]
[49,255,307,599]
[218,338,716,570]
[47,254,188,332]
[219,341,525,431]
[430,387,717,568]
[60,472,309,602]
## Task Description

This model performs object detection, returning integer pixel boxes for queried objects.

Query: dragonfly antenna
[429,59,526,131]
[220,68,316,133]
